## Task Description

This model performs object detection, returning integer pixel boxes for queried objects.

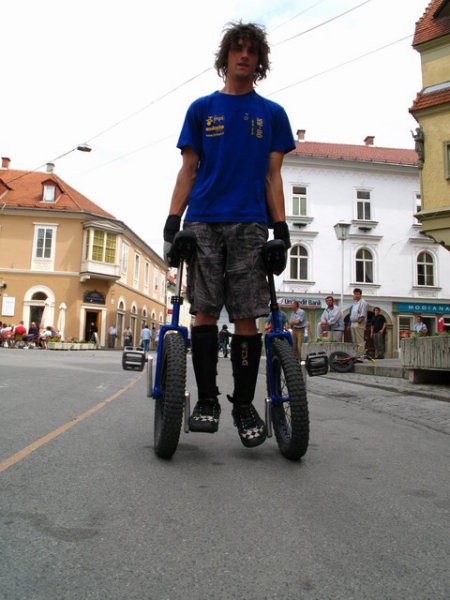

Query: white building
[276,132,450,357]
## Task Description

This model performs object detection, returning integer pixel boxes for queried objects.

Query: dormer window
[43,184,56,203]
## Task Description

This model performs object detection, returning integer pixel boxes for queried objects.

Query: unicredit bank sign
[279,297,326,309]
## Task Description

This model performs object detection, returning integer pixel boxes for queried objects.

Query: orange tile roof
[413,0,450,46]
[0,167,114,218]
[288,141,418,166]
[410,86,450,112]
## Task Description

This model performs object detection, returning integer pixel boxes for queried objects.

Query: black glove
[163,215,181,265]
[273,221,291,250]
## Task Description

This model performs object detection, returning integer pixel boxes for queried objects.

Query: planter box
[301,341,357,360]
[47,342,96,351]
[401,336,450,370]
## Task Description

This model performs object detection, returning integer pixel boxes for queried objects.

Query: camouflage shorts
[183,222,270,322]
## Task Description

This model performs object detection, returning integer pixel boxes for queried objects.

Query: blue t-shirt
[177,90,295,224]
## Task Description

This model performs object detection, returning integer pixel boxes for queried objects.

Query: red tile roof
[0,167,114,218]
[410,86,450,112]
[288,141,418,166]
[413,0,450,46]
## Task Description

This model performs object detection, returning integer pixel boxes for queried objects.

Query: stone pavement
[325,357,450,403]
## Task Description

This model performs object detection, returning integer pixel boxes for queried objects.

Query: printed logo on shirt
[244,113,264,139]
[205,114,224,137]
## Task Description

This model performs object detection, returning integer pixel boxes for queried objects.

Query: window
[35,227,53,258]
[134,253,140,285]
[291,186,307,216]
[144,261,150,289]
[121,242,129,274]
[153,271,159,292]
[445,142,450,179]
[356,190,371,220]
[417,251,434,286]
[355,248,373,283]
[42,184,56,202]
[92,231,116,263]
[290,245,308,280]
[415,192,422,219]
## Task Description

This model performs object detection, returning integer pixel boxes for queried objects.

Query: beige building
[0,157,167,347]
[410,0,450,250]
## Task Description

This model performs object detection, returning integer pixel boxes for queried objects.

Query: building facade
[0,158,167,347]
[276,133,450,357]
[410,0,450,249]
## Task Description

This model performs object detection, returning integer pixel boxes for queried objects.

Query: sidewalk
[325,357,450,403]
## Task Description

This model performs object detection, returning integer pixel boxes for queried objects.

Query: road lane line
[0,372,144,474]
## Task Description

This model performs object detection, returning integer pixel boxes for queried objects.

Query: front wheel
[329,351,354,373]
[154,332,186,459]
[267,338,309,461]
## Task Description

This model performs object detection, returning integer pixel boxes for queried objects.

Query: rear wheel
[267,338,309,460]
[329,351,354,373]
[154,332,186,459]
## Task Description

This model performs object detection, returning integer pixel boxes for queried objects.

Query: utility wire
[269,0,329,33]
[273,0,373,45]
[269,33,412,96]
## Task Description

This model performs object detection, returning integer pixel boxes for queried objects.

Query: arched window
[355,248,373,283]
[290,245,308,280]
[417,251,434,286]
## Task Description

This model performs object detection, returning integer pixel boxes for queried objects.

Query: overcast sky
[2,0,429,255]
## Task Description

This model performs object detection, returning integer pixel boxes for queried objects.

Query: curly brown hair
[214,21,270,84]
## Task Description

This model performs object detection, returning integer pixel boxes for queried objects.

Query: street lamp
[334,221,351,307]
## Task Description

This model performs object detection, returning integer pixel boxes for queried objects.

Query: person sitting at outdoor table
[1,323,13,345]
[14,321,27,338]
[40,326,57,348]
[24,322,40,344]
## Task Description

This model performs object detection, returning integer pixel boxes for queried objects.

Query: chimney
[364,136,375,146]
[46,162,55,173]
[1,157,11,169]
[296,129,306,142]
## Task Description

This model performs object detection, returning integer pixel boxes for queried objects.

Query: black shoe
[231,403,267,448]
[189,399,221,433]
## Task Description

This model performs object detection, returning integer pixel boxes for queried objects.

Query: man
[414,315,428,336]
[370,307,386,359]
[289,301,307,361]
[349,288,368,358]
[108,324,117,348]
[320,296,344,342]
[163,22,295,448]
[218,324,232,358]
[140,323,151,353]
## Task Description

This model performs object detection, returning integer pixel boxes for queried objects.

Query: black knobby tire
[154,333,186,459]
[329,351,354,373]
[267,338,309,461]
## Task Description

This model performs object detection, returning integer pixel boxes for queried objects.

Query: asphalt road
[0,349,449,600]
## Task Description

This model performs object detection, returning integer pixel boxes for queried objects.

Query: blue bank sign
[397,302,450,314]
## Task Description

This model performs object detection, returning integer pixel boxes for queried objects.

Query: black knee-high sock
[229,334,262,405]
[191,325,219,400]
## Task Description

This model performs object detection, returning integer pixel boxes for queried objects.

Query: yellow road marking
[0,372,143,474]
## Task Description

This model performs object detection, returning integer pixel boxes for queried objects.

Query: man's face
[227,37,259,82]
[353,291,362,301]
[326,297,334,308]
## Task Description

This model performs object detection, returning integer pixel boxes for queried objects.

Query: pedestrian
[414,315,428,336]
[108,324,117,348]
[370,307,387,359]
[123,325,133,347]
[140,322,151,352]
[218,324,232,358]
[265,309,288,333]
[88,322,100,349]
[151,325,157,349]
[162,21,295,447]
[289,300,308,361]
[437,314,445,333]
[320,295,344,342]
[349,288,368,358]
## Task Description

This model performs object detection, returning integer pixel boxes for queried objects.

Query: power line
[269,0,329,33]
[269,33,413,96]
[273,0,373,46]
